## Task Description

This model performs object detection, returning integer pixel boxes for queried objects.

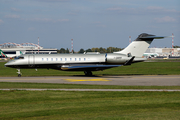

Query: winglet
[124,56,135,65]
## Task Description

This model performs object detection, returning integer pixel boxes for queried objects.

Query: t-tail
[114,33,169,57]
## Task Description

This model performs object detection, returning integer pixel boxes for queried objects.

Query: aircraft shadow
[72,75,132,78]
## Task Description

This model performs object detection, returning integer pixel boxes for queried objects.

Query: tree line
[57,47,124,53]
[57,45,180,54]
[173,45,180,48]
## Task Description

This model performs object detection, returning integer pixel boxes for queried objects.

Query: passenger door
[28,55,35,65]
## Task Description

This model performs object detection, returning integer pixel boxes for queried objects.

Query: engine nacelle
[106,53,129,64]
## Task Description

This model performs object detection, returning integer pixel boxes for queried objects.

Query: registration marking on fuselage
[64,78,110,82]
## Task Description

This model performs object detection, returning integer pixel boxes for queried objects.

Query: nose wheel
[17,69,22,77]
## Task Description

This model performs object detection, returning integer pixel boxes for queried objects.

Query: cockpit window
[15,56,24,59]
[19,57,24,59]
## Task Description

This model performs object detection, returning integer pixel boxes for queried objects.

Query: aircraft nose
[4,62,10,67]
[4,61,14,67]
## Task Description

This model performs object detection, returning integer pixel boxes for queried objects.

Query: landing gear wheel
[84,71,92,76]
[18,74,21,77]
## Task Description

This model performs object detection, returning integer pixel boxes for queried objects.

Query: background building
[0,42,57,58]
[144,48,180,58]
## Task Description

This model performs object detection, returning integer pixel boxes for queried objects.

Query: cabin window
[79,58,81,61]
[70,58,72,61]
[65,58,67,61]
[51,58,53,61]
[75,58,77,61]
[42,58,44,61]
[60,58,62,61]
[84,58,86,61]
[47,58,48,61]
[56,58,58,61]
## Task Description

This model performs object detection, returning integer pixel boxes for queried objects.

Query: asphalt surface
[0,75,180,86]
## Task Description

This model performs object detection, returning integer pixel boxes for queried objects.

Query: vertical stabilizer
[0,50,7,57]
[16,51,23,56]
[114,33,167,57]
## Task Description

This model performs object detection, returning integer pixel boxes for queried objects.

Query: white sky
[0,0,180,51]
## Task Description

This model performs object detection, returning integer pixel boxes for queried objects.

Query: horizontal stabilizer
[140,36,170,39]
[135,33,170,41]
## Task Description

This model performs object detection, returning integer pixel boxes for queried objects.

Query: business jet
[5,33,168,77]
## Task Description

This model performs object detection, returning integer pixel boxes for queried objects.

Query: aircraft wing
[61,56,135,71]
[61,64,121,71]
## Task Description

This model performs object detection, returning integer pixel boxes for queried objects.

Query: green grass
[0,90,180,120]
[0,61,180,76]
[0,60,180,119]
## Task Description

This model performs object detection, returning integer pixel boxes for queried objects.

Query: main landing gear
[84,71,92,76]
[17,69,22,77]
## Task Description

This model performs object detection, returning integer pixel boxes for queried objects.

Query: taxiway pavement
[0,75,180,86]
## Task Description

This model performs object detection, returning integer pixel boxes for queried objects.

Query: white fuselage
[5,53,146,70]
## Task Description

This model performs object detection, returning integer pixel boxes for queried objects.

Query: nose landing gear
[17,69,22,77]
